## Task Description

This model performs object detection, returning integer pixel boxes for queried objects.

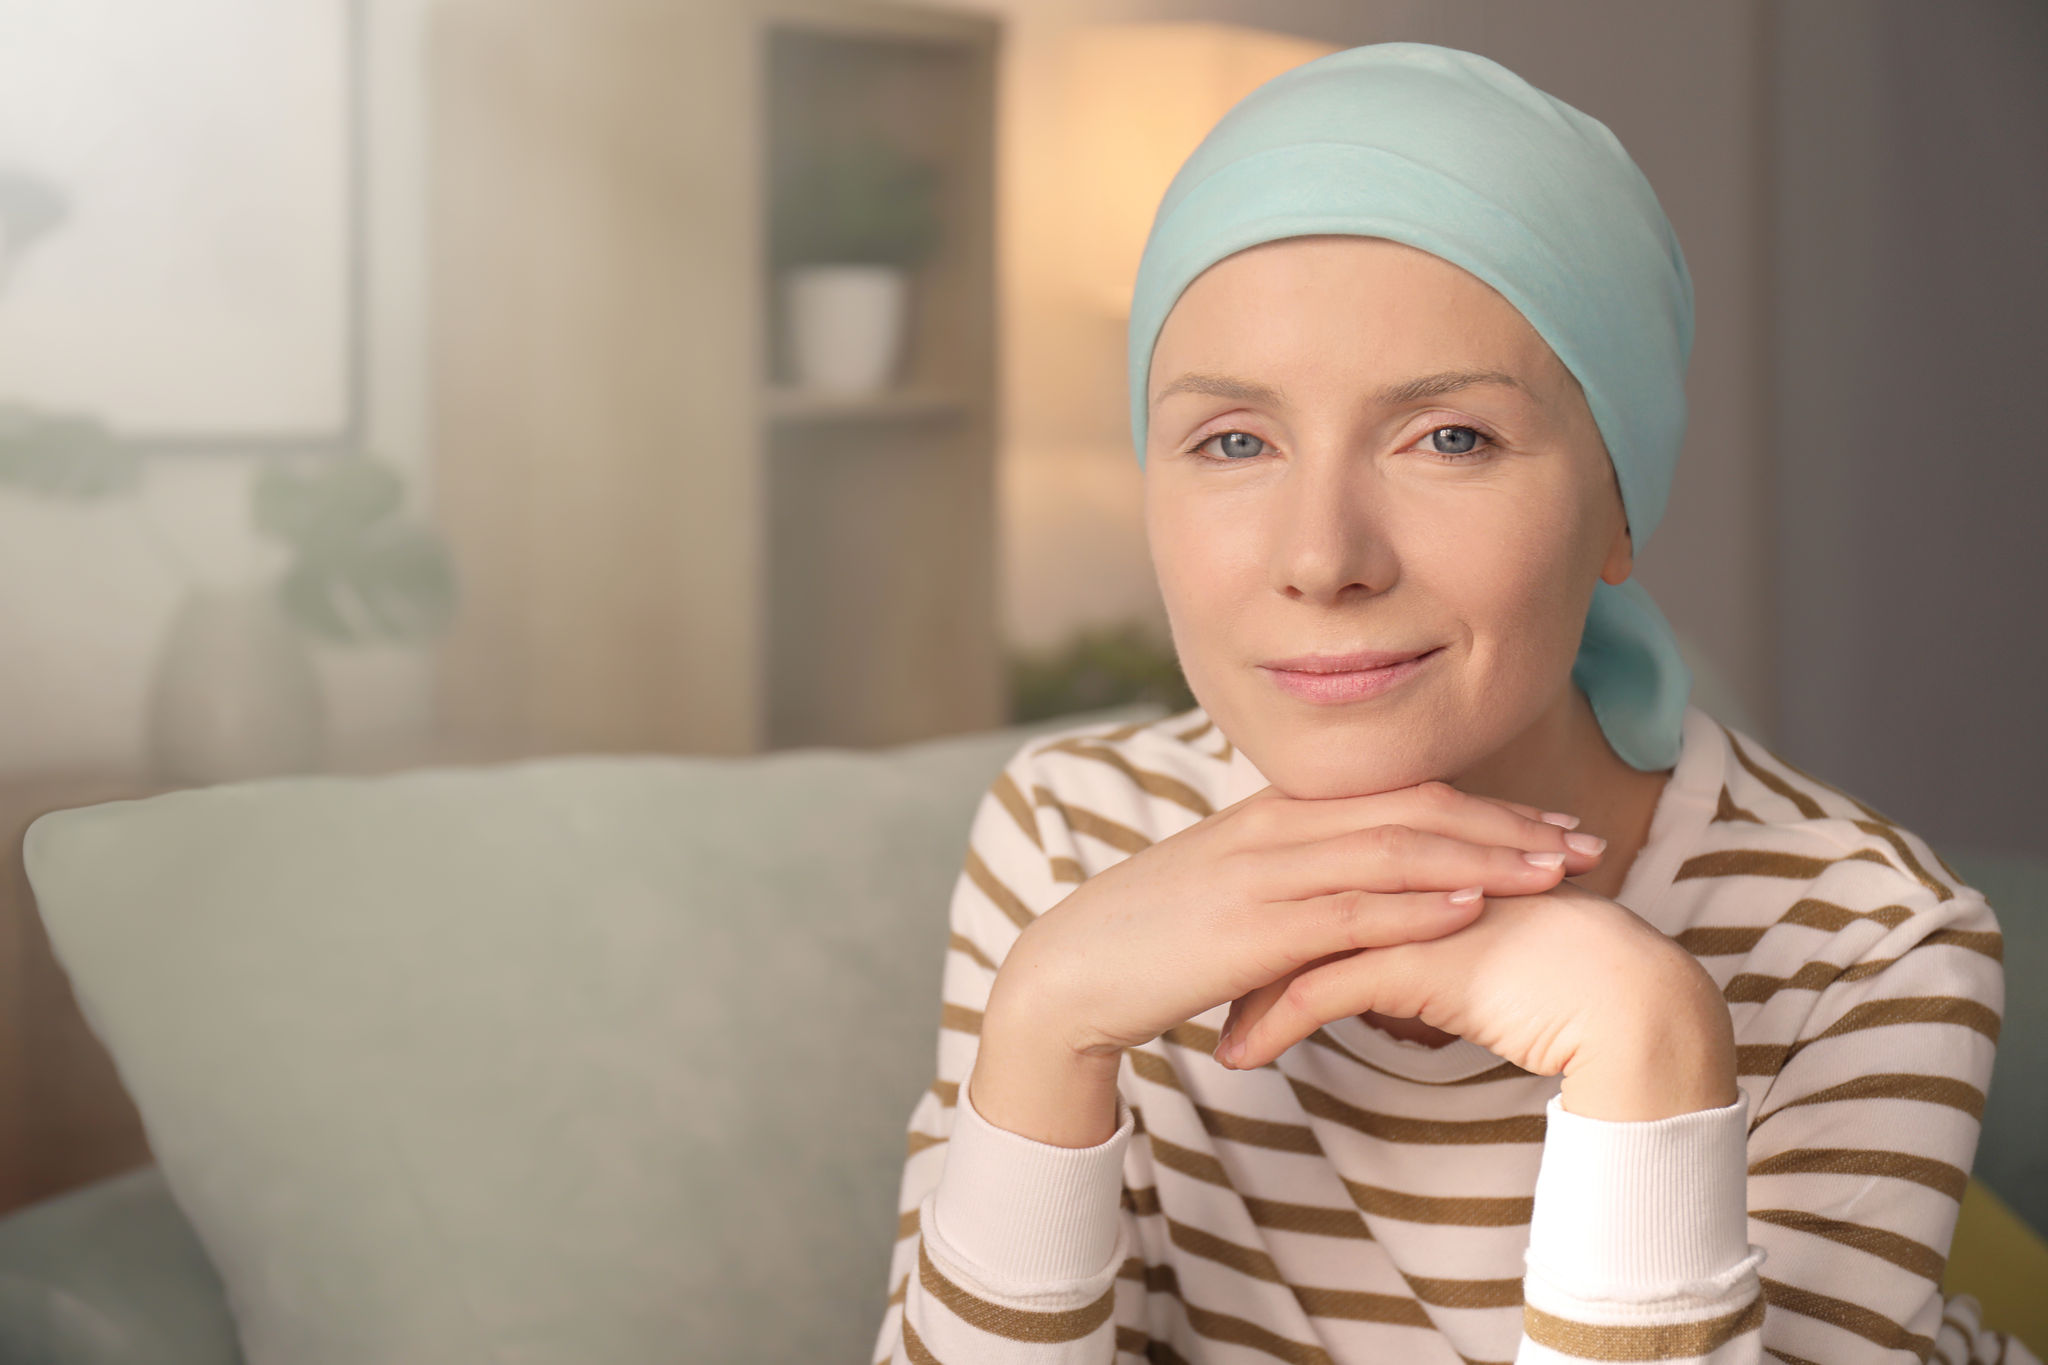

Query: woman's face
[1144,235,1634,799]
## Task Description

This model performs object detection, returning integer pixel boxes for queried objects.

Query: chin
[1234,707,1471,799]
[1267,745,1444,800]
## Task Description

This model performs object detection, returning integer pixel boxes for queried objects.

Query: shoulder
[1689,715,1982,912]
[1675,712,2000,987]
[949,707,1228,946]
[990,706,1231,861]
[1673,720,2008,1121]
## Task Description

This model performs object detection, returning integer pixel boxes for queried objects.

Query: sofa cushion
[0,1165,241,1365]
[24,710,1149,1365]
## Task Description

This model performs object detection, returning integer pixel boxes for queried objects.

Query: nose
[1268,450,1397,606]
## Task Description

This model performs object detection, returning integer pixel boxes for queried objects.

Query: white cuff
[1525,1089,1762,1305]
[928,1080,1134,1291]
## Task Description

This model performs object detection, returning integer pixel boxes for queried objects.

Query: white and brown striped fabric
[871,704,2031,1365]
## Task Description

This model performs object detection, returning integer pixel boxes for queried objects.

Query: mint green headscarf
[1129,41,1693,771]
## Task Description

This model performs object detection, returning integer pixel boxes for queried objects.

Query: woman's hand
[1215,878,1740,1122]
[970,781,1608,1144]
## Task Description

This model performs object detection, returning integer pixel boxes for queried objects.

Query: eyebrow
[1149,367,1528,412]
[1374,368,1527,406]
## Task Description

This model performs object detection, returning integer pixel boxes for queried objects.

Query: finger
[1280,885,1486,959]
[1226,776,1572,829]
[1470,792,1579,828]
[1376,786,1603,868]
[1219,946,1360,1068]
[1232,781,1599,869]
[1222,946,1430,1070]
[1253,822,1578,900]
[1218,967,1310,1065]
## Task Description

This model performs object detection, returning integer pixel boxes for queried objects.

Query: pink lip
[1260,647,1442,704]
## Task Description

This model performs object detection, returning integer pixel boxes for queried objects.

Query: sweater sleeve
[1516,859,2037,1364]
[1517,1090,1767,1364]
[870,744,1149,1365]
[1739,871,2032,1364]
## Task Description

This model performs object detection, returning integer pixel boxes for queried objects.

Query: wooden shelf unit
[430,0,1002,759]
[759,6,1000,749]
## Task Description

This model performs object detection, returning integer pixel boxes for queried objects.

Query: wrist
[973,997,1124,1148]
[1561,955,1737,1122]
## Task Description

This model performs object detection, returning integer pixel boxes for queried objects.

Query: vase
[144,581,327,784]
[783,263,910,394]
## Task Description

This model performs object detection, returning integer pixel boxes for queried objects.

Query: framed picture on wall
[0,0,365,456]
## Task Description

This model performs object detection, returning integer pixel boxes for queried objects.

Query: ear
[1598,514,1635,586]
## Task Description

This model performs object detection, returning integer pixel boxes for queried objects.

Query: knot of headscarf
[1127,41,1694,771]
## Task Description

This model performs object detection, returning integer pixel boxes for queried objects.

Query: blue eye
[1200,431,1267,460]
[1427,425,1489,458]
[1425,423,1490,462]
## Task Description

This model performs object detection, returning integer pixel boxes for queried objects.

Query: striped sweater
[871,703,2031,1365]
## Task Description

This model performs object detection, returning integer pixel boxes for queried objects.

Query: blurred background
[0,0,2042,1269]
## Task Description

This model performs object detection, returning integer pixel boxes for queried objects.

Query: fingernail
[1540,811,1581,829]
[1523,850,1566,869]
[1447,885,1484,905]
[1564,832,1607,855]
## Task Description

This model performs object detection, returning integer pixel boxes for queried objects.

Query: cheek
[1392,480,1581,663]
[1419,486,1599,664]
[1145,484,1272,715]
[1146,485,1259,623]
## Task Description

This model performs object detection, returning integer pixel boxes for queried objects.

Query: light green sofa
[2,710,2042,1363]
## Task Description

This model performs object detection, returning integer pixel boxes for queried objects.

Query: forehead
[1150,235,1570,399]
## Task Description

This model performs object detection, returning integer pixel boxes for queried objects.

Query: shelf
[432,0,1001,759]
[764,385,969,424]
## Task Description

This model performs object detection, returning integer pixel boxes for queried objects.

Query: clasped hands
[989,780,1738,1126]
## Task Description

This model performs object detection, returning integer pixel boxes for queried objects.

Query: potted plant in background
[771,135,940,395]
[0,405,457,784]
[1008,621,1196,725]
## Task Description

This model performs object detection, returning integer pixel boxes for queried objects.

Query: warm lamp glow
[1062,23,1341,317]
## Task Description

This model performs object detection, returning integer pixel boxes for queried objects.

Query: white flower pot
[783,264,909,395]
[144,582,327,784]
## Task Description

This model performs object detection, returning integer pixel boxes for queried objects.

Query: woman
[872,42,2023,1365]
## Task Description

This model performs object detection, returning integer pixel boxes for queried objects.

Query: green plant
[0,161,454,649]
[252,456,456,645]
[771,135,940,268]
[0,404,139,496]
[0,402,456,648]
[1009,621,1197,725]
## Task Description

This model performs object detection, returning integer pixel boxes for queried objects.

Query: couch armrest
[0,1166,241,1365]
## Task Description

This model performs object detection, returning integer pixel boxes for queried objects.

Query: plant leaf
[276,519,457,646]
[253,456,405,552]
[277,560,357,644]
[0,405,140,499]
